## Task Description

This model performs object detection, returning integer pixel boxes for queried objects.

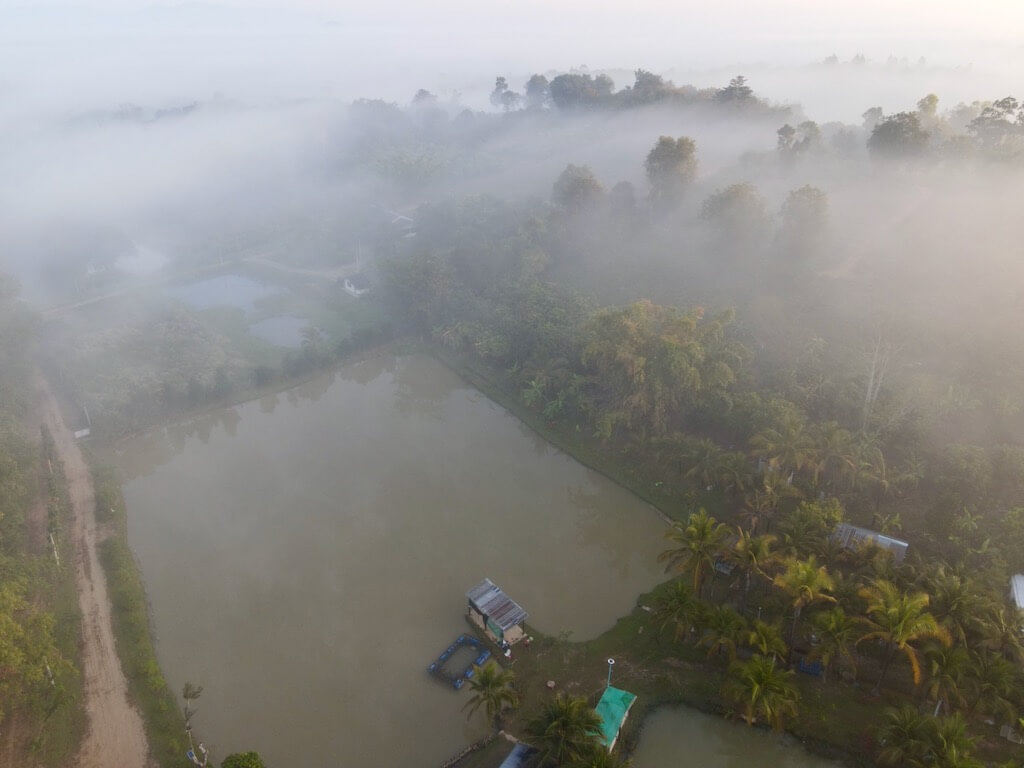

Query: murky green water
[630,707,843,768]
[116,354,668,767]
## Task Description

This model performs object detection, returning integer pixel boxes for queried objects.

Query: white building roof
[1011,574,1024,611]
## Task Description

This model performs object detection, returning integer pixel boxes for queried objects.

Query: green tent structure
[594,686,637,751]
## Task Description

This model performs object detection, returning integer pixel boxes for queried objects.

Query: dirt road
[36,376,151,768]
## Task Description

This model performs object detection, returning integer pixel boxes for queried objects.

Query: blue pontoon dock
[427,634,491,689]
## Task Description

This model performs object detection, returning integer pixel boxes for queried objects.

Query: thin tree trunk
[740,571,751,613]
[873,643,896,694]
[788,606,802,664]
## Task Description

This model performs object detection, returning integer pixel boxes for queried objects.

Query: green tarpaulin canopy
[594,686,637,750]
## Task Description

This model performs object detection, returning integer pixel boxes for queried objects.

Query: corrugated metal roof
[1011,574,1024,611]
[466,579,528,630]
[832,523,909,564]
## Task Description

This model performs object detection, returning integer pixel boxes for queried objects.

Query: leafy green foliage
[526,693,603,767]
[221,752,267,768]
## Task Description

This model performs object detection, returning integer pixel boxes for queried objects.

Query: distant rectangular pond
[115,354,669,768]
[165,274,278,312]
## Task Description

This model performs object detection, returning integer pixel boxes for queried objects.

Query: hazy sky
[2,1,1023,120]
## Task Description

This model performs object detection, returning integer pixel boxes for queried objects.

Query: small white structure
[342,274,371,298]
[1010,574,1024,613]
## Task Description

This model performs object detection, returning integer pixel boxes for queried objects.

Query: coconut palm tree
[812,420,856,490]
[750,413,815,477]
[759,469,804,532]
[462,661,519,729]
[925,566,988,647]
[964,649,1016,723]
[701,605,747,662]
[717,451,754,498]
[980,606,1024,663]
[930,713,980,768]
[857,579,950,694]
[682,437,724,490]
[809,607,858,681]
[724,528,776,612]
[922,642,969,716]
[527,693,603,767]
[745,620,788,660]
[774,555,836,655]
[876,704,930,767]
[657,508,729,600]
[723,654,800,731]
[651,581,703,643]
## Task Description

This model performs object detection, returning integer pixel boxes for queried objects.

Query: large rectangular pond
[115,354,669,767]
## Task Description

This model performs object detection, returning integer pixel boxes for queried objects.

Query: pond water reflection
[630,706,843,768]
[117,354,669,767]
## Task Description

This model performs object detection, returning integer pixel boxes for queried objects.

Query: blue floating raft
[427,634,489,689]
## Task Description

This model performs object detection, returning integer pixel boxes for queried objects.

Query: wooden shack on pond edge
[466,579,528,646]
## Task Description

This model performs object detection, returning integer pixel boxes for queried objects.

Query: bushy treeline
[43,301,396,439]
[488,70,784,115]
[0,276,80,757]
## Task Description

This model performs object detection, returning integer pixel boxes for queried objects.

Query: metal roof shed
[467,579,528,630]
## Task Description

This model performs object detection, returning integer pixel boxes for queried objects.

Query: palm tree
[851,433,889,506]
[462,661,518,729]
[745,620,787,660]
[876,704,930,767]
[527,693,603,767]
[925,566,987,646]
[922,642,969,716]
[682,437,724,490]
[980,606,1024,663]
[701,605,747,662]
[652,581,703,644]
[774,555,835,655]
[857,579,950,694]
[723,654,800,731]
[930,713,980,768]
[759,469,803,532]
[812,421,856,490]
[750,413,815,477]
[657,508,728,600]
[717,451,753,498]
[964,649,1016,723]
[723,528,776,612]
[809,607,858,681]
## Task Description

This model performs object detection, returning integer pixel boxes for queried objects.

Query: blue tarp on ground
[498,743,538,768]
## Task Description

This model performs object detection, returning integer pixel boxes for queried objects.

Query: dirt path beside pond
[36,375,151,768]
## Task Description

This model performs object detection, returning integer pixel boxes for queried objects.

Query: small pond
[165,274,277,312]
[630,706,843,768]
